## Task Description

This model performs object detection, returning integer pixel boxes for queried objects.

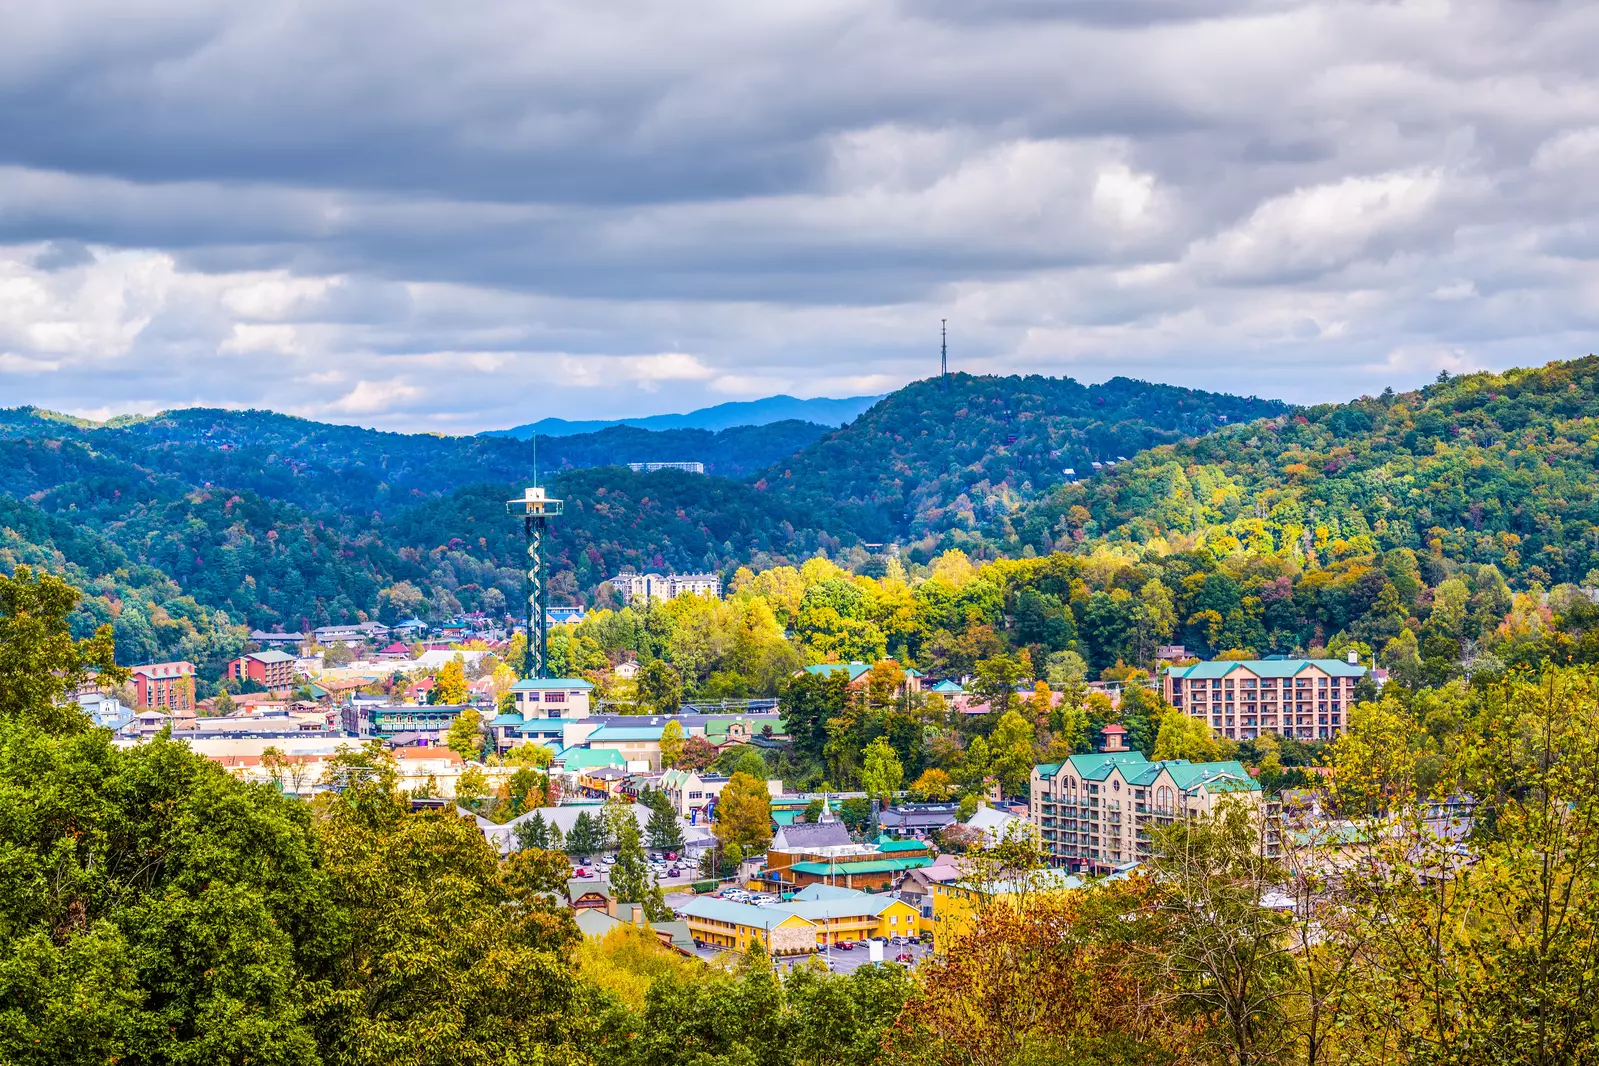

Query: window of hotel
[544,691,566,703]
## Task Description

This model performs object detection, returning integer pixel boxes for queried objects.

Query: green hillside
[1030,357,1599,586]
[754,374,1288,543]
[0,407,828,516]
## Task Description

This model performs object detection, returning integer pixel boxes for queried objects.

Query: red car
[834,941,855,951]
[895,953,914,964]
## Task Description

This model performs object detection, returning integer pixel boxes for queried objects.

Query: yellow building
[678,887,923,954]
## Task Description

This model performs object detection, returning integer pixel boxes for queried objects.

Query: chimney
[1346,650,1359,665]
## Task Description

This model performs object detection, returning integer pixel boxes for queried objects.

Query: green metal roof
[678,897,813,930]
[874,836,931,853]
[788,856,932,876]
[1165,658,1366,680]
[556,748,627,770]
[1036,752,1260,793]
[804,662,872,682]
[510,678,596,690]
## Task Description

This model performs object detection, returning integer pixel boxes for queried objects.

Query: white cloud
[0,0,1594,429]
[323,379,424,415]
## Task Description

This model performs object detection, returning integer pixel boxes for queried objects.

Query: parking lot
[689,937,934,974]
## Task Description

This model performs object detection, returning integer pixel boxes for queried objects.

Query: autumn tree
[431,655,471,705]
[714,771,773,853]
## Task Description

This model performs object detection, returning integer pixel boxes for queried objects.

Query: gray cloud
[0,0,1596,430]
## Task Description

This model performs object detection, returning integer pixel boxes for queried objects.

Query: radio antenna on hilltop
[940,319,948,388]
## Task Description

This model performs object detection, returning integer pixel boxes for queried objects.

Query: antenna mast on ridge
[941,319,948,388]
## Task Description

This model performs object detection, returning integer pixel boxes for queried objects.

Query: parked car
[665,852,679,861]
[895,953,914,964]
[572,868,590,877]
[834,941,855,951]
[667,866,683,877]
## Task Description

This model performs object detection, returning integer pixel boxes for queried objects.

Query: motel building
[678,885,922,955]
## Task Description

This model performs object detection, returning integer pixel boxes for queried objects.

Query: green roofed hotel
[1163,655,1367,742]
[1030,739,1276,873]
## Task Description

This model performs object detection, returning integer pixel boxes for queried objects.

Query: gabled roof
[791,883,865,901]
[789,856,932,875]
[874,836,932,853]
[678,897,817,931]
[930,680,965,694]
[1163,759,1261,794]
[772,822,853,850]
[1166,658,1367,680]
[1035,750,1149,782]
[244,649,297,664]
[804,662,873,682]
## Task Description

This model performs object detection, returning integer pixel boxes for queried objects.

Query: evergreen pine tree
[564,811,603,857]
[647,803,685,852]
[609,818,652,905]
[516,811,550,851]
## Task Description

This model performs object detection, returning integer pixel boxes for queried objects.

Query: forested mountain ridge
[486,392,883,437]
[753,373,1289,543]
[0,406,829,513]
[1027,357,1599,586]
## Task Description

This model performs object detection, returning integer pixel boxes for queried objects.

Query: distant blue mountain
[482,393,883,439]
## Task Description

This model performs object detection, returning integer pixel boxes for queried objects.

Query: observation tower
[505,485,563,678]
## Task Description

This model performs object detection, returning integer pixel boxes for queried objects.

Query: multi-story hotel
[1030,746,1272,871]
[130,661,196,712]
[1162,656,1368,742]
[610,571,722,605]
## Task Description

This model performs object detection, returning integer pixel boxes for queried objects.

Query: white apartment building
[610,571,722,605]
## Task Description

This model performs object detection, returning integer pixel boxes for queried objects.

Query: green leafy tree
[660,718,685,769]
[444,706,484,762]
[859,736,905,802]
[635,659,683,716]
[455,764,490,805]
[987,709,1039,798]
[972,652,1029,718]
[0,565,126,734]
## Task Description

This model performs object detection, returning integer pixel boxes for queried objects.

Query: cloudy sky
[1,0,1596,432]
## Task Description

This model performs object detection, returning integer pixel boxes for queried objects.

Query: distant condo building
[1162,654,1367,741]
[627,461,705,474]
[611,570,722,604]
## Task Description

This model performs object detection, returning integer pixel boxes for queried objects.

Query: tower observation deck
[505,485,563,678]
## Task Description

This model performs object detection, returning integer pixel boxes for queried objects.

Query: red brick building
[227,649,297,690]
[131,662,196,712]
